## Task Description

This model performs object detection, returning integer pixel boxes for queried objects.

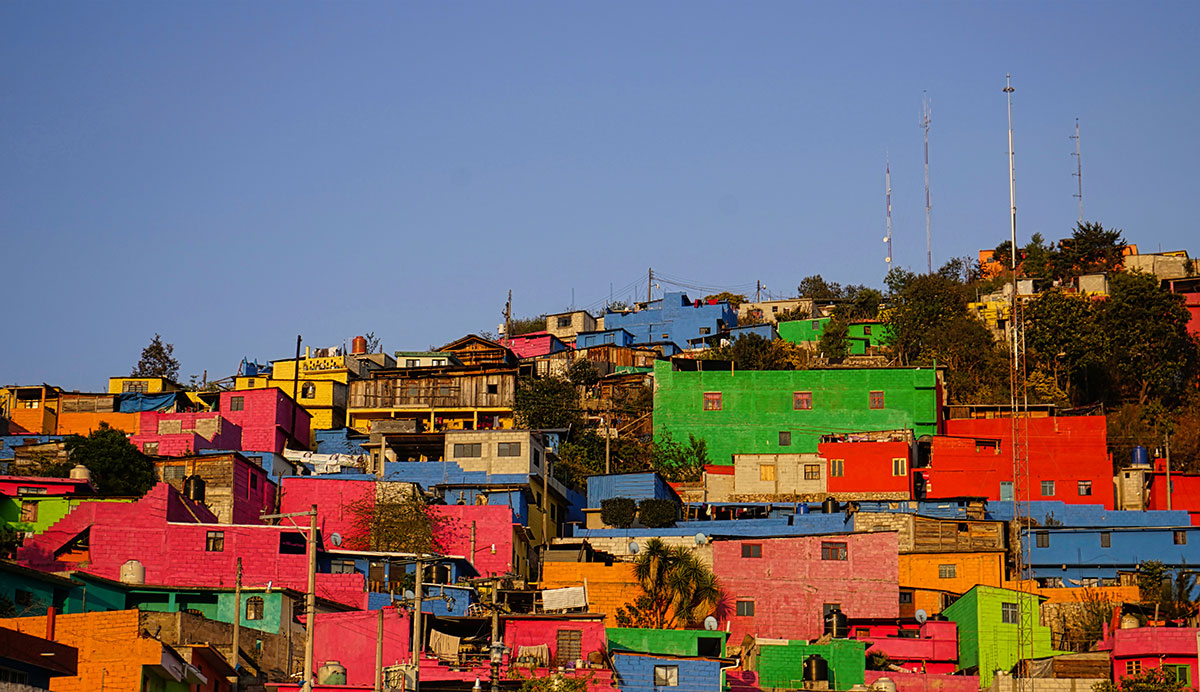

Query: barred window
[821,542,848,561]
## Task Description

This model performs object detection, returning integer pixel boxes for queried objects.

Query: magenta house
[132,389,311,457]
[1097,627,1198,688]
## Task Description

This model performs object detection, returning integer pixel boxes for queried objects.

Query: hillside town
[2,229,1200,692]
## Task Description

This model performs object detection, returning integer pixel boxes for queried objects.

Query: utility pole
[885,155,893,268]
[290,335,302,448]
[490,579,501,692]
[259,507,319,692]
[922,92,933,274]
[604,395,612,475]
[756,280,761,303]
[503,291,512,345]
[1166,433,1173,511]
[230,558,242,670]
[411,559,424,692]
[1071,118,1084,224]
[374,608,384,692]
[647,267,653,304]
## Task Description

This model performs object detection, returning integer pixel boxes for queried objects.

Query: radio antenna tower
[922,92,933,274]
[1004,73,1033,692]
[885,155,893,267]
[1071,118,1083,223]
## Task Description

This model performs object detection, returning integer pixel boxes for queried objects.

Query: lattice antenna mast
[1004,73,1034,688]
[922,92,933,274]
[1071,118,1084,223]
[885,155,893,268]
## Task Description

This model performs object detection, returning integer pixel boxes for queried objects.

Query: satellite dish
[628,541,640,555]
[330,532,342,547]
[915,609,928,624]
[703,616,719,631]
[404,590,415,600]
[695,533,707,545]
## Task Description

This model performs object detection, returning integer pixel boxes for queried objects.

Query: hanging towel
[428,629,461,662]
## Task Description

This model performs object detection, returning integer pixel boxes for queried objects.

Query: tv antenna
[1071,118,1083,223]
[921,91,933,274]
[884,155,893,267]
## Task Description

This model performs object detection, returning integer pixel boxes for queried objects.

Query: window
[432,358,447,366]
[406,359,420,367]
[1000,481,1013,502]
[697,636,722,657]
[703,392,722,411]
[735,600,755,616]
[250,472,259,490]
[19,399,39,409]
[899,591,913,604]
[892,458,907,476]
[300,382,316,399]
[123,380,149,393]
[1175,530,1187,545]
[436,385,451,398]
[487,383,499,395]
[1041,480,1056,497]
[1125,661,1142,676]
[279,532,306,555]
[1164,665,1189,684]
[821,542,848,561]
[1001,602,1019,624]
[246,379,256,387]
[19,501,37,523]
[699,327,711,335]
[206,531,225,552]
[330,559,357,574]
[162,464,184,481]
[556,629,582,665]
[812,320,821,329]
[245,596,264,621]
[804,464,821,481]
[830,459,844,478]
[793,391,813,410]
[654,665,679,687]
[1101,532,1111,548]
[14,589,33,607]
[604,333,615,343]
[0,668,29,684]
[759,465,776,482]
[453,443,482,458]
[863,326,872,335]
[939,564,957,579]
[143,442,159,455]
[976,439,1000,454]
[779,431,791,446]
[869,391,885,409]
[742,543,762,558]
[1078,481,1093,496]
[229,396,245,412]
[558,316,572,328]
[1035,531,1049,548]
[497,442,522,457]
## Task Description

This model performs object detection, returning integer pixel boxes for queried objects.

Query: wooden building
[347,364,517,434]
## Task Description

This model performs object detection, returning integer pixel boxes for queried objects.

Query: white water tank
[120,560,145,584]
[872,677,898,692]
[69,464,91,481]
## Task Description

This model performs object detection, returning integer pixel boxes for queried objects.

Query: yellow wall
[107,377,180,394]
[347,409,514,434]
[541,562,639,625]
[268,356,353,384]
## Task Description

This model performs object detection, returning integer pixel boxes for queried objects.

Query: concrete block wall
[866,670,981,692]
[541,562,639,626]
[611,652,722,692]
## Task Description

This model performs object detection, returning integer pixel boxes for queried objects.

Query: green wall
[68,574,288,634]
[653,361,940,463]
[1,495,134,535]
[943,585,1062,688]
[606,628,727,657]
[757,639,866,690]
[778,318,829,343]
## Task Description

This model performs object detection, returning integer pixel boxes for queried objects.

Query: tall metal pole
[647,267,652,304]
[375,607,384,692]
[303,504,317,690]
[1072,118,1084,223]
[411,559,424,692]
[604,395,612,475]
[490,580,501,692]
[922,92,933,274]
[231,558,242,670]
[885,156,893,267]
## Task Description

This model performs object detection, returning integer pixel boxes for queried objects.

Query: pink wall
[503,618,608,665]
[855,621,958,672]
[220,389,310,454]
[230,455,277,524]
[311,608,411,686]
[279,477,376,550]
[132,412,241,456]
[865,670,980,692]
[17,483,366,608]
[1101,627,1200,689]
[712,532,899,642]
[0,476,93,497]
[432,504,516,577]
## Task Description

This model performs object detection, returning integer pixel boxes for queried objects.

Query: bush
[638,498,679,528]
[600,497,637,528]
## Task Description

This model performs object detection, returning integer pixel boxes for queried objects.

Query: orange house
[540,561,640,626]
[898,551,1005,616]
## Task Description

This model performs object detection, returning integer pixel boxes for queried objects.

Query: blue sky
[3,1,1197,390]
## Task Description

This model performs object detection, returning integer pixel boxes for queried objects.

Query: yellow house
[232,353,358,441]
[107,377,182,395]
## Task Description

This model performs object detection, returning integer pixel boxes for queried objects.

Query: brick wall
[866,670,981,692]
[541,563,639,626]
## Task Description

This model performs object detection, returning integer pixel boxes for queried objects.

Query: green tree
[565,358,601,387]
[345,484,449,554]
[1023,290,1109,405]
[651,433,709,482]
[1093,666,1191,692]
[615,538,722,629]
[132,334,180,382]
[506,315,546,337]
[697,333,801,370]
[703,292,748,309]
[797,275,845,301]
[833,288,883,321]
[819,317,850,363]
[1136,560,1197,623]
[1102,271,1200,405]
[1056,221,1127,279]
[514,376,582,430]
[18,424,157,496]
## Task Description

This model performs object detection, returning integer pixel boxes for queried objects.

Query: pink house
[17,483,366,608]
[0,475,95,497]
[503,332,572,360]
[503,616,615,690]
[712,532,899,642]
[131,389,311,458]
[308,608,412,687]
[864,671,981,692]
[851,621,959,674]
[1097,626,1199,688]
[156,453,277,525]
[131,411,240,457]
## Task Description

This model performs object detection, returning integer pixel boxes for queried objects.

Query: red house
[1097,626,1198,688]
[820,440,913,498]
[1144,462,1200,521]
[712,532,899,643]
[850,621,959,674]
[0,474,96,497]
[502,332,572,360]
[920,416,1113,509]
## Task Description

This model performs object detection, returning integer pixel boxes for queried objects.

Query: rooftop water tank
[120,560,145,585]
[184,476,206,503]
[821,497,839,514]
[1131,445,1149,467]
[1120,614,1140,629]
[872,677,898,692]
[318,661,347,685]
[824,607,849,638]
[352,336,368,354]
[69,465,91,481]
[803,654,829,683]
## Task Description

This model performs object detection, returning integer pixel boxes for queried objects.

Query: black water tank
[821,496,839,514]
[824,608,849,638]
[184,476,206,503]
[803,654,829,682]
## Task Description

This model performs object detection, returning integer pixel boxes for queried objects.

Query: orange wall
[3,610,164,692]
[56,411,141,436]
[899,552,1005,614]
[541,562,639,626]
[8,407,56,434]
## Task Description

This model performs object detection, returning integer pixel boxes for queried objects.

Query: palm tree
[618,539,722,629]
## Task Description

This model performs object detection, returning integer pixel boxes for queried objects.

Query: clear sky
[3,1,1197,390]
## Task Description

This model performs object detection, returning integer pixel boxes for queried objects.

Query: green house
[942,585,1065,687]
[606,627,728,658]
[1,495,135,536]
[0,560,78,617]
[652,360,941,463]
[778,318,893,356]
[756,639,866,690]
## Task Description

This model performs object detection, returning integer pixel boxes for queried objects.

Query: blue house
[612,652,724,692]
[1025,524,1200,585]
[575,328,637,349]
[687,322,779,350]
[602,292,737,350]
[586,472,681,509]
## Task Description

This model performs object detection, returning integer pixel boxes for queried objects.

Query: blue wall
[612,653,722,692]
[586,473,680,509]
[1026,524,1200,583]
[576,328,636,349]
[0,435,64,460]
[574,512,853,540]
[315,428,371,455]
[989,501,1191,527]
[602,292,737,348]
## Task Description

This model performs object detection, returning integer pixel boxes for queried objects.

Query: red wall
[0,476,93,497]
[16,483,366,608]
[864,670,980,692]
[311,608,411,686]
[220,389,310,454]
[854,621,958,672]
[1146,472,1200,516]
[712,532,899,642]
[820,441,912,496]
[503,618,608,665]
[923,416,1113,508]
[279,477,376,550]
[131,412,241,456]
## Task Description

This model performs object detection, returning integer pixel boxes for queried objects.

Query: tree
[345,484,448,554]
[506,315,546,337]
[1056,222,1127,279]
[797,275,844,301]
[703,292,747,309]
[363,332,382,353]
[132,334,180,382]
[1102,271,1200,405]
[1023,290,1109,405]
[615,538,722,629]
[697,333,805,371]
[1093,666,1192,692]
[1136,560,1197,623]
[819,317,850,363]
[16,424,157,496]
[565,358,601,387]
[514,376,582,430]
[649,432,709,483]
[833,288,883,321]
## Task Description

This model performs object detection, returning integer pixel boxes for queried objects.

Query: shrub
[638,498,679,528]
[600,497,637,528]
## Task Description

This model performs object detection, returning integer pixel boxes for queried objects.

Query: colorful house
[755,638,867,690]
[503,331,572,359]
[896,551,1006,615]
[0,385,63,435]
[154,453,276,525]
[653,360,942,464]
[0,626,78,690]
[576,327,637,349]
[941,585,1061,687]
[133,389,311,457]
[711,532,899,642]
[541,562,639,627]
[612,651,724,692]
[851,620,959,674]
[606,627,728,658]
[1097,626,1198,688]
[778,318,892,355]
[347,363,517,434]
[546,310,599,343]
[603,292,738,349]
[820,438,914,499]
[108,376,182,395]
